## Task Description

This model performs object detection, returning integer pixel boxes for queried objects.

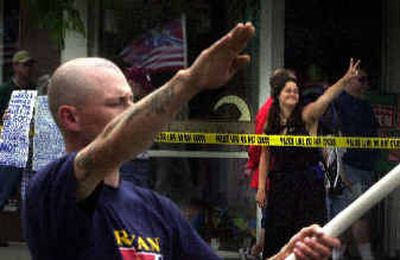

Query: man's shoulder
[37,153,73,173]
[28,153,75,194]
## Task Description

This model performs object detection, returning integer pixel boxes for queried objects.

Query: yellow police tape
[155,132,400,149]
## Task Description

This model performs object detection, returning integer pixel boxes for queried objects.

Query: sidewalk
[0,242,31,260]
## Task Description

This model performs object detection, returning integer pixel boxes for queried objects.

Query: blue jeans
[326,163,375,220]
[0,166,23,210]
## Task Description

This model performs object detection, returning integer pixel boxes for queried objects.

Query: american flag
[121,15,187,72]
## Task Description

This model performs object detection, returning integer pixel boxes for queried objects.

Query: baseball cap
[12,50,35,64]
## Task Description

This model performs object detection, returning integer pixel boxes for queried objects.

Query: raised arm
[74,22,255,198]
[302,58,360,134]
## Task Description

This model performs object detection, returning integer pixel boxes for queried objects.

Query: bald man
[23,23,338,260]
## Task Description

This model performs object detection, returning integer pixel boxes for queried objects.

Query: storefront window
[95,0,261,252]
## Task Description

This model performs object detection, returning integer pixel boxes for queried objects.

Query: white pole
[286,162,400,260]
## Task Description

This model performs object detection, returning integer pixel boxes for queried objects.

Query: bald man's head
[48,57,125,126]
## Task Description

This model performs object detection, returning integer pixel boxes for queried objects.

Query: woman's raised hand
[343,58,361,81]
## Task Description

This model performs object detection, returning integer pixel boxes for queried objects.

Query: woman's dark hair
[264,68,303,134]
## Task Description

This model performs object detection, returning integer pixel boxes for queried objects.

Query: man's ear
[58,105,80,132]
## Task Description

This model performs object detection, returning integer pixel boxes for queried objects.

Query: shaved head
[48,58,126,126]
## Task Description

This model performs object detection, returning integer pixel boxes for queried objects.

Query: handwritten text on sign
[0,90,37,167]
[32,96,65,171]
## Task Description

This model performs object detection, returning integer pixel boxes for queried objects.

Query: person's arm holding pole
[285,162,400,260]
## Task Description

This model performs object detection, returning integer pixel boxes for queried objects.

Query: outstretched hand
[343,58,361,81]
[275,224,340,260]
[186,22,255,90]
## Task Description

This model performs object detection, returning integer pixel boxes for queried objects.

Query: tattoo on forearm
[149,85,175,114]
[101,120,118,137]
[76,147,95,170]
[99,108,143,139]
[126,86,175,122]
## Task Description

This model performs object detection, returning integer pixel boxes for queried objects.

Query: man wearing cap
[0,50,36,117]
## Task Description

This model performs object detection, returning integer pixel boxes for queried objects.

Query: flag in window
[120,15,187,72]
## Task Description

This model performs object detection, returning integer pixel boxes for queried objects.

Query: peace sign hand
[343,58,361,82]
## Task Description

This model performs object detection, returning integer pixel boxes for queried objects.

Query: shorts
[326,163,375,220]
